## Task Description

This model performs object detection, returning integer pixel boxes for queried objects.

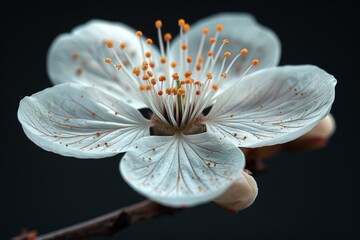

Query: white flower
[17,13,336,207]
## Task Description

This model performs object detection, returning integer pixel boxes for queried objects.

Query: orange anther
[151,78,157,85]
[186,56,193,63]
[149,61,156,68]
[252,59,259,65]
[142,74,150,80]
[184,71,192,78]
[164,33,172,41]
[160,57,167,64]
[178,87,185,95]
[216,24,223,32]
[207,51,213,57]
[178,19,185,27]
[145,84,152,91]
[183,23,190,32]
[147,70,153,77]
[116,63,122,70]
[119,42,126,49]
[212,84,219,91]
[104,58,112,63]
[159,75,166,81]
[196,64,201,71]
[136,31,143,37]
[196,90,201,95]
[142,61,149,70]
[206,73,213,79]
[106,40,114,48]
[139,85,146,91]
[224,52,231,58]
[241,48,248,55]
[221,72,227,78]
[146,38,153,45]
[171,61,177,68]
[181,43,187,50]
[133,67,140,76]
[209,37,216,44]
[222,39,230,44]
[172,73,179,80]
[158,90,163,96]
[202,28,209,35]
[145,51,152,58]
[198,56,204,63]
[155,20,162,28]
[166,88,172,95]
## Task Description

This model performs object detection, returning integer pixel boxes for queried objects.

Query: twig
[14,200,181,240]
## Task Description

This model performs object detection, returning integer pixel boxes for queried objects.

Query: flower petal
[120,132,245,207]
[170,12,280,91]
[202,65,336,148]
[47,20,151,108]
[18,83,151,158]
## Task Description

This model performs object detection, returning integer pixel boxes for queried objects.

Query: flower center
[104,19,259,133]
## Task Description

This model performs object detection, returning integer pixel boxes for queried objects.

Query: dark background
[1,1,358,239]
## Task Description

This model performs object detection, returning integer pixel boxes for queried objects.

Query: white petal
[47,20,152,109]
[18,83,151,158]
[170,12,280,91]
[202,65,336,148]
[120,132,245,207]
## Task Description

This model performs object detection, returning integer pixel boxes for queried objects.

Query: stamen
[116,63,122,70]
[186,56,192,63]
[159,75,166,82]
[216,24,223,32]
[133,67,140,76]
[142,61,149,70]
[172,73,179,80]
[171,61,177,68]
[252,59,259,65]
[202,28,209,35]
[151,78,157,85]
[149,61,156,68]
[142,74,150,80]
[145,51,152,58]
[104,58,112,63]
[146,38,153,45]
[155,20,162,29]
[160,57,167,64]
[136,31,143,37]
[156,20,165,57]
[183,23,190,32]
[212,84,219,91]
[164,33,172,42]
[178,19,185,27]
[224,52,231,58]
[184,71,192,78]
[181,43,188,50]
[106,40,114,48]
[241,48,248,55]
[147,70,153,77]
[119,42,126,49]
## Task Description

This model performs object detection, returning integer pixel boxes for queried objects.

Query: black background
[1,1,358,239]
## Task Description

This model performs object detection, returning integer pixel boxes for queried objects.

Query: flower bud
[213,170,258,213]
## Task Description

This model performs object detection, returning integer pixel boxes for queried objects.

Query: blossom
[17,13,336,207]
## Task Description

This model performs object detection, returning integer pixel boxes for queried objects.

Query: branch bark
[13,200,181,240]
